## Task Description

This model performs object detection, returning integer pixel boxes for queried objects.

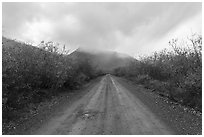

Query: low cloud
[2,2,202,56]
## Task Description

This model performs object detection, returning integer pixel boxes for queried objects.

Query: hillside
[2,37,101,132]
[69,48,136,72]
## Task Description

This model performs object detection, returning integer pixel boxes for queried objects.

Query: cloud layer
[2,2,202,56]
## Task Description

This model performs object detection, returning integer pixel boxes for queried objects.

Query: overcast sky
[2,2,202,57]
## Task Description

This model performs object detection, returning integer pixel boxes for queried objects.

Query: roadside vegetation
[113,34,202,112]
[2,37,103,125]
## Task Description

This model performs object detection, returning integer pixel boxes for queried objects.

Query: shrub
[2,37,100,121]
[135,75,151,85]
[112,34,202,111]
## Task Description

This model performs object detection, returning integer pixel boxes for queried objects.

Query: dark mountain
[69,48,136,72]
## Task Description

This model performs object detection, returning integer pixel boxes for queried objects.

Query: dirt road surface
[32,74,175,135]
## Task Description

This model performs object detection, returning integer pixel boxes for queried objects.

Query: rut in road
[34,75,175,135]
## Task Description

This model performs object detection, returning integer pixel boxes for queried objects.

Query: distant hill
[2,37,136,73]
[69,48,136,72]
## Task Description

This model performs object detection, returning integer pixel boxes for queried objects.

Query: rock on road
[34,74,175,135]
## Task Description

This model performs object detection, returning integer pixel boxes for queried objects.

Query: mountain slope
[69,48,136,72]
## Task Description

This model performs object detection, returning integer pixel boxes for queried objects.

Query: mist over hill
[69,48,136,73]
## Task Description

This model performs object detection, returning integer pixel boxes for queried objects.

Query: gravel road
[33,74,176,135]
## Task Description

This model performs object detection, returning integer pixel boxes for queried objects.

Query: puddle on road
[74,109,102,120]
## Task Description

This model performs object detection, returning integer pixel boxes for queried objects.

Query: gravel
[116,76,202,135]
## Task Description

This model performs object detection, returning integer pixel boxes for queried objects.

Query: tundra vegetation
[113,34,202,112]
[2,34,202,132]
[2,37,103,123]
